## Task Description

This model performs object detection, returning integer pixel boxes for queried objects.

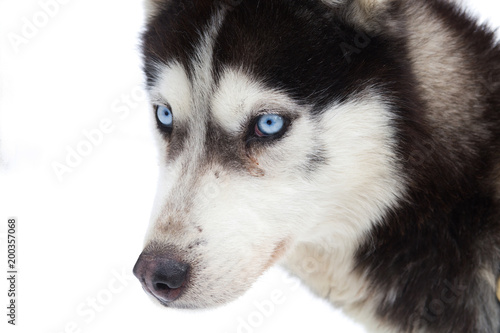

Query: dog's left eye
[255,114,285,137]
[156,105,173,128]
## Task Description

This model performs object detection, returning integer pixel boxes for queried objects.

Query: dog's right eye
[255,114,285,137]
[156,105,173,129]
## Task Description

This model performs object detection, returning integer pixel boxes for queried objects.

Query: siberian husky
[133,0,500,332]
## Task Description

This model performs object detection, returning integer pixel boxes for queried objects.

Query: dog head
[134,0,405,309]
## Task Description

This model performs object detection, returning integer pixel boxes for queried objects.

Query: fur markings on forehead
[149,62,192,121]
[211,68,301,134]
[148,7,227,120]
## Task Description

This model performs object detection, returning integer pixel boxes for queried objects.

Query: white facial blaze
[147,11,228,244]
[145,61,191,244]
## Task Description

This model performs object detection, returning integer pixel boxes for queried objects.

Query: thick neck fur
[290,1,500,332]
[362,1,500,332]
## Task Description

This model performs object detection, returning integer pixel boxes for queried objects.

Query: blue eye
[255,114,285,137]
[156,105,173,128]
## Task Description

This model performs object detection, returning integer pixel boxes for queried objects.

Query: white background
[0,1,498,332]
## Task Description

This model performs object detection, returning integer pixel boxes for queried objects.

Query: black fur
[355,2,500,332]
[141,0,500,331]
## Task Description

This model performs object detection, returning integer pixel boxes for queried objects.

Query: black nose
[133,252,190,304]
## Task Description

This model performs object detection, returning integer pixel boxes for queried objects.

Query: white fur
[149,62,192,123]
[281,95,406,332]
[211,68,305,133]
[143,1,407,325]
[146,10,228,242]
[146,45,406,315]
[138,1,500,332]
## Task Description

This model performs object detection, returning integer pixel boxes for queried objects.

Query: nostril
[152,262,189,290]
[134,251,190,303]
[154,282,171,291]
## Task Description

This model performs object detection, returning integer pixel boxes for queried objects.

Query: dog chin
[153,287,247,310]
